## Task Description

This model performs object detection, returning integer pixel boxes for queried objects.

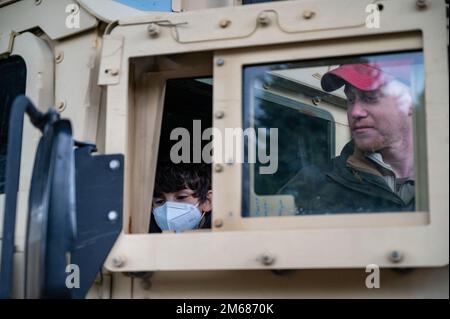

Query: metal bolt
[55,52,64,64]
[214,164,223,173]
[416,0,428,9]
[213,219,223,228]
[105,68,119,76]
[260,253,275,266]
[34,0,42,5]
[111,255,126,268]
[147,23,160,37]
[219,19,231,28]
[257,12,271,26]
[109,159,121,171]
[57,101,66,112]
[216,58,225,67]
[215,110,225,119]
[389,250,404,263]
[302,10,316,19]
[312,96,321,106]
[107,211,119,222]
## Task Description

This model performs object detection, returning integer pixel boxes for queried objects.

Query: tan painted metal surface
[0,0,448,299]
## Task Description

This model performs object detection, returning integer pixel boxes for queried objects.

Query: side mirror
[0,96,124,299]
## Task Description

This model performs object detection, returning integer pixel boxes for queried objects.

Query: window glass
[242,51,424,217]
[0,56,27,194]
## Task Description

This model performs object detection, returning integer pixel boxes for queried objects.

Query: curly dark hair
[153,162,211,203]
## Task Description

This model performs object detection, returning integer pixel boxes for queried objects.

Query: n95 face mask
[153,201,203,233]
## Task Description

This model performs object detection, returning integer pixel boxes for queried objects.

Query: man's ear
[200,190,213,213]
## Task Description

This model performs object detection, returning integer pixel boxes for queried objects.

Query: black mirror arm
[0,96,58,299]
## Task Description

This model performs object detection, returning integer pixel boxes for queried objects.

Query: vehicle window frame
[124,52,213,234]
[214,36,429,231]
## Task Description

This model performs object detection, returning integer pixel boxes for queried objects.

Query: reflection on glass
[242,51,424,217]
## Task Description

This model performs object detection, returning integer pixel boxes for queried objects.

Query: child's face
[152,188,212,213]
[152,188,198,208]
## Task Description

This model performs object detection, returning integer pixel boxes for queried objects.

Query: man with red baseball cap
[279,61,416,214]
[321,61,412,92]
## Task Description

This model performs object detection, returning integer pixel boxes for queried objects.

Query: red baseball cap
[321,61,412,92]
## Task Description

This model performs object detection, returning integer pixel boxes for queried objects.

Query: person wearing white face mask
[150,163,212,233]
[279,60,416,214]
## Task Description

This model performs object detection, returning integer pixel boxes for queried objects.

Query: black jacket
[279,141,415,215]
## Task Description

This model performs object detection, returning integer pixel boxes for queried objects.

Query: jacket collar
[327,141,404,205]
[346,147,384,177]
